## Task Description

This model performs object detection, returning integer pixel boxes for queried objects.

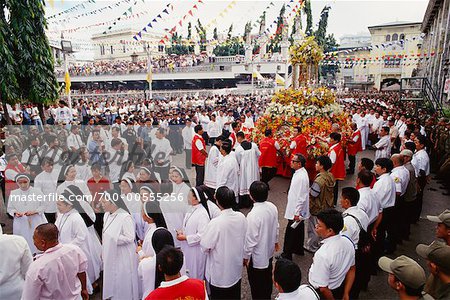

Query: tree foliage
[243,21,252,41]
[267,4,285,53]
[227,24,233,41]
[213,37,244,56]
[213,27,218,40]
[315,6,331,48]
[166,32,192,55]
[304,0,313,36]
[195,19,207,51]
[187,22,192,40]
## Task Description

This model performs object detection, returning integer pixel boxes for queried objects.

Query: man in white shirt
[340,187,370,298]
[151,128,173,180]
[22,223,89,300]
[67,125,84,152]
[244,181,279,299]
[356,170,381,226]
[107,138,129,184]
[200,186,247,299]
[371,158,397,255]
[54,101,73,125]
[390,153,410,246]
[0,232,32,299]
[274,259,320,300]
[206,114,221,145]
[34,157,58,224]
[308,209,355,300]
[411,134,430,223]
[372,126,391,160]
[280,154,309,260]
[216,141,240,202]
[181,119,194,169]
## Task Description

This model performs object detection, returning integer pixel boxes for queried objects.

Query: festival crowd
[0,90,449,300]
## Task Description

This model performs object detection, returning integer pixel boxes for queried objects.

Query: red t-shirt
[145,276,207,300]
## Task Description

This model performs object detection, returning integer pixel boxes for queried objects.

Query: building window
[100,45,105,55]
[386,35,391,42]
[158,45,164,52]
[123,45,126,53]
[392,34,398,41]
[110,45,114,55]
[400,34,405,41]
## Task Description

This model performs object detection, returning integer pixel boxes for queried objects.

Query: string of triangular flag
[133,2,174,41]
[48,0,133,24]
[200,0,237,35]
[47,0,97,19]
[102,0,141,34]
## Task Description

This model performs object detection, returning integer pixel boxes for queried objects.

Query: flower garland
[290,36,324,66]
[271,87,335,107]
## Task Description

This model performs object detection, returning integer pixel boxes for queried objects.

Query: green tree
[195,19,207,51]
[0,0,19,125]
[227,24,233,41]
[213,37,244,56]
[187,22,192,40]
[315,6,331,47]
[304,0,313,36]
[243,21,252,41]
[267,4,285,53]
[4,0,59,122]
[320,34,339,80]
[213,27,218,40]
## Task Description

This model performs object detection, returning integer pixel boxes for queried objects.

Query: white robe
[102,209,139,300]
[204,146,221,189]
[180,205,210,280]
[235,143,261,196]
[7,187,47,254]
[216,154,240,201]
[159,187,189,247]
[55,210,102,294]
[123,192,148,241]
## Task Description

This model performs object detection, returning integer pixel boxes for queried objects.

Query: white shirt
[216,154,240,198]
[244,202,279,269]
[374,135,391,160]
[22,243,88,300]
[54,107,73,124]
[308,235,355,290]
[411,149,430,177]
[107,149,129,183]
[357,187,381,224]
[341,206,369,249]
[390,166,410,196]
[207,120,221,138]
[200,208,248,288]
[182,126,194,149]
[284,167,310,220]
[276,285,320,300]
[372,173,396,209]
[328,144,338,164]
[34,170,58,213]
[67,133,84,151]
[151,137,173,167]
[0,234,32,300]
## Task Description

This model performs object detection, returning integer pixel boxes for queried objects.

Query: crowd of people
[0,90,449,300]
[55,53,209,77]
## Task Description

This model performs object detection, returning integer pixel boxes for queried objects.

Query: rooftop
[368,21,422,29]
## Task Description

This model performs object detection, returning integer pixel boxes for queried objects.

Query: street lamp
[61,34,73,110]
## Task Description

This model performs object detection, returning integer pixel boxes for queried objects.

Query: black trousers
[282,219,305,259]
[377,206,397,254]
[247,258,273,300]
[94,213,104,239]
[333,180,340,206]
[348,155,356,173]
[44,213,56,224]
[194,164,205,187]
[261,167,277,188]
[155,166,170,181]
[184,149,192,169]
[210,279,241,300]
[350,248,372,298]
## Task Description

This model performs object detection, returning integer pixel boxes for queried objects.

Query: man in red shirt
[328,132,346,205]
[146,246,208,300]
[290,127,307,158]
[258,129,280,189]
[347,123,362,175]
[192,125,208,187]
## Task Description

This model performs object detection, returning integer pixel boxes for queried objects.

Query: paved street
[1,149,448,299]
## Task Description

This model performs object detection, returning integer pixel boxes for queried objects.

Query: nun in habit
[56,164,92,198]
[137,200,167,299]
[169,166,190,211]
[198,185,222,219]
[120,177,148,242]
[55,186,102,294]
[176,186,211,280]
[101,189,139,300]
[7,173,47,254]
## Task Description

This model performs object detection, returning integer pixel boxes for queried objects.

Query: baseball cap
[378,255,426,289]
[400,149,413,157]
[416,241,450,274]
[427,209,450,227]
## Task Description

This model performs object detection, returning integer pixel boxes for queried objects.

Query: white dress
[102,209,139,300]
[55,209,102,294]
[204,146,221,189]
[180,204,210,280]
[123,192,148,241]
[216,154,240,200]
[7,187,47,254]
[235,142,261,196]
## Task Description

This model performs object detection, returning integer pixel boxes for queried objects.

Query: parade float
[252,36,351,178]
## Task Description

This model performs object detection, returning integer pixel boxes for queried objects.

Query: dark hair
[330,132,341,142]
[357,170,373,187]
[249,181,268,202]
[416,134,427,147]
[317,155,332,171]
[231,122,240,130]
[144,201,167,229]
[360,158,374,171]
[264,129,272,137]
[61,185,95,227]
[236,131,245,139]
[194,125,203,133]
[41,157,54,167]
[215,186,235,209]
[341,187,360,206]
[404,141,416,152]
[35,223,59,243]
[293,154,306,168]
[156,245,184,277]
[317,208,344,234]
[152,229,175,288]
[215,135,225,142]
[382,126,390,134]
[375,158,394,172]
[221,141,232,154]
[273,259,302,293]
[191,186,211,219]
[111,138,122,148]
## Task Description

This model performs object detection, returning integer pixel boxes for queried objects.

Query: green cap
[416,241,450,274]
[378,255,426,289]
[427,209,450,227]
